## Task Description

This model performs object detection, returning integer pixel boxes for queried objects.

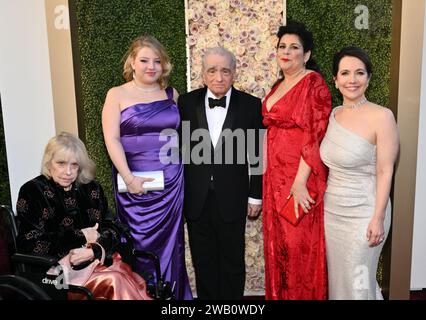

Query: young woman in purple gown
[102,35,192,300]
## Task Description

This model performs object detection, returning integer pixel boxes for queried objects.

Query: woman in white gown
[320,46,399,300]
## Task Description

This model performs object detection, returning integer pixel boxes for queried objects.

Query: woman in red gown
[262,21,331,300]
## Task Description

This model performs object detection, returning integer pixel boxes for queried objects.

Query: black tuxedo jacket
[178,86,263,223]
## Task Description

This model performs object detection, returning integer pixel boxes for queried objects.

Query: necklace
[133,80,161,93]
[342,97,367,109]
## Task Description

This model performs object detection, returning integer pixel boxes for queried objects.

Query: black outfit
[16,175,117,260]
[178,86,263,299]
[15,175,154,300]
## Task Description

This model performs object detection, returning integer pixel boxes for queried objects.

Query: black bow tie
[208,96,226,109]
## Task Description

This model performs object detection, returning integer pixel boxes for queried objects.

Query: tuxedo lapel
[195,87,209,131]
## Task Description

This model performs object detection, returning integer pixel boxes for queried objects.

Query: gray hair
[41,132,96,184]
[202,47,237,72]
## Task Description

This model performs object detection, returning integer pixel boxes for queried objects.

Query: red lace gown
[262,72,331,300]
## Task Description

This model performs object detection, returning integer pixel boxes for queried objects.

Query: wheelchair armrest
[133,250,174,300]
[11,255,95,300]
[133,250,161,282]
[12,253,58,268]
[0,275,52,300]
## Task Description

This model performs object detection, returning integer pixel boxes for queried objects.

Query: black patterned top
[16,175,117,259]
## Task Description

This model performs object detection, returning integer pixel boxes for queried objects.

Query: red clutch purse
[279,190,318,226]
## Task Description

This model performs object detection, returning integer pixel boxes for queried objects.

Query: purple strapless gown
[113,87,192,300]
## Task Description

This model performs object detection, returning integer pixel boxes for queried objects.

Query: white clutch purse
[117,171,164,193]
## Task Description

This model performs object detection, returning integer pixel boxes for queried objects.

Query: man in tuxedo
[178,47,263,300]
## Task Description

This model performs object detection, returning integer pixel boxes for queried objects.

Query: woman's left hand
[366,216,385,247]
[81,223,100,244]
[290,181,316,218]
[68,247,95,266]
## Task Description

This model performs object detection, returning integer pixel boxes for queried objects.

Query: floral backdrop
[184,0,284,296]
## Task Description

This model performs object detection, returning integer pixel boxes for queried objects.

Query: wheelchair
[0,274,51,300]
[0,204,94,299]
[102,217,174,300]
[0,204,173,300]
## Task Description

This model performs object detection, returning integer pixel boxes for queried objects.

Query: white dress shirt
[205,88,261,206]
[205,89,231,148]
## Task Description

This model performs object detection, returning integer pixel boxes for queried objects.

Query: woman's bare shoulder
[368,102,394,117]
[365,103,396,128]
[107,83,129,97]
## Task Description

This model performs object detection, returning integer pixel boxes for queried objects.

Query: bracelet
[123,173,134,186]
[125,175,135,186]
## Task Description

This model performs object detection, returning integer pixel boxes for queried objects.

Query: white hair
[202,47,237,72]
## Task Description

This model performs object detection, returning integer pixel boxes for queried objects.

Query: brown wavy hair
[122,35,172,89]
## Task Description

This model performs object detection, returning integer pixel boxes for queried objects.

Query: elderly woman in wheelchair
[15,132,153,300]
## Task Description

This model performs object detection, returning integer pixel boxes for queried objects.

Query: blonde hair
[41,132,96,184]
[123,35,172,89]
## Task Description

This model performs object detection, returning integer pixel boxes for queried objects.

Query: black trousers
[187,187,246,300]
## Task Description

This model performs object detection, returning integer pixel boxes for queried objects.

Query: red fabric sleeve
[293,75,331,190]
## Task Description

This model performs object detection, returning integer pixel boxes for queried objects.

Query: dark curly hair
[276,21,321,75]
